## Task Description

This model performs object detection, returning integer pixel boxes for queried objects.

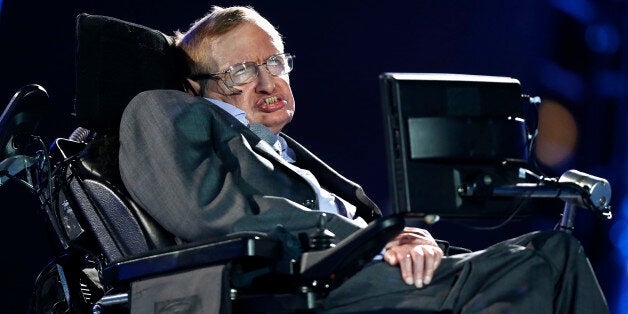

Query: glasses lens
[266,54,293,76]
[228,62,258,85]
[224,54,294,86]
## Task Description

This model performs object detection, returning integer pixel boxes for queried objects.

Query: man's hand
[383,227,443,288]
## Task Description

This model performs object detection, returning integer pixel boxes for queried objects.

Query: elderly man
[118,5,608,313]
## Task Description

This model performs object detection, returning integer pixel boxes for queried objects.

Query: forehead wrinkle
[206,23,284,72]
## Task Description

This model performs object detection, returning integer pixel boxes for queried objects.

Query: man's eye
[232,66,249,76]
[267,57,284,67]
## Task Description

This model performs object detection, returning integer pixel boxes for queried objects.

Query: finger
[422,246,435,286]
[427,247,444,286]
[434,247,443,270]
[388,236,424,248]
[385,233,419,248]
[385,239,400,250]
[399,252,414,285]
[391,233,438,247]
[385,231,407,249]
[403,227,431,238]
[384,249,398,265]
[411,246,425,288]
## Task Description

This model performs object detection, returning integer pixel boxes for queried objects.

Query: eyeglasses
[189,53,294,87]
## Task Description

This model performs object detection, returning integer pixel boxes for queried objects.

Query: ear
[184,78,202,96]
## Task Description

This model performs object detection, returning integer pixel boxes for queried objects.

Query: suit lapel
[281,133,382,222]
[206,103,319,198]
[204,99,380,220]
[204,101,308,175]
[204,100,285,163]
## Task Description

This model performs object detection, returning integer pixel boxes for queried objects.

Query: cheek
[288,97,296,111]
[276,77,295,107]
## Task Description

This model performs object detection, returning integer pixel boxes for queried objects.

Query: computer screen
[380,73,533,220]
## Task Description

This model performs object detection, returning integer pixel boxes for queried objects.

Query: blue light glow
[540,61,584,101]
[616,270,628,314]
[550,0,596,23]
[609,199,628,258]
[586,24,620,54]
[610,219,628,260]
[594,70,625,99]
[609,197,628,314]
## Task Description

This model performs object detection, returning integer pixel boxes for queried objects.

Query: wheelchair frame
[0,13,613,314]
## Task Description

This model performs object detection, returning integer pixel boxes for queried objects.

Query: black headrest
[0,84,48,159]
[74,14,185,134]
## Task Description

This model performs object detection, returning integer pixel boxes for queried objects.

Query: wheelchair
[0,13,613,314]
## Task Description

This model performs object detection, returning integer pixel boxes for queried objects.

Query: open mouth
[258,96,286,113]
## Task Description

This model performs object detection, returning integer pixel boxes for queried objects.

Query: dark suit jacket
[118,91,609,314]
[119,89,381,242]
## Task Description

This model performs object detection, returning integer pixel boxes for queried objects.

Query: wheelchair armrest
[103,215,405,288]
[299,214,405,283]
[102,232,282,285]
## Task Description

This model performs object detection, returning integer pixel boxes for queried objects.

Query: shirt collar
[205,97,296,163]
[206,98,249,126]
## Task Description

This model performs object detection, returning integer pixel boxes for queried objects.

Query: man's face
[200,22,295,134]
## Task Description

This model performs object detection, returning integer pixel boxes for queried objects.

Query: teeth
[264,96,278,105]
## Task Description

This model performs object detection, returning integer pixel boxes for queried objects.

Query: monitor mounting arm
[458,169,612,233]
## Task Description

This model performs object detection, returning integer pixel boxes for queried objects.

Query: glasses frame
[189,52,295,87]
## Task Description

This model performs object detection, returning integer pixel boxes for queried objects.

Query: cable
[460,194,531,231]
[456,167,544,231]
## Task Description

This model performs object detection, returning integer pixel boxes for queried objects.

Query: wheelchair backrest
[53,137,177,261]
[74,13,185,135]
[50,14,189,262]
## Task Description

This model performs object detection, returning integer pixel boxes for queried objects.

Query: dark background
[1,0,627,313]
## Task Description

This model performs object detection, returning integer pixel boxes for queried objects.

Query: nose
[254,66,276,94]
